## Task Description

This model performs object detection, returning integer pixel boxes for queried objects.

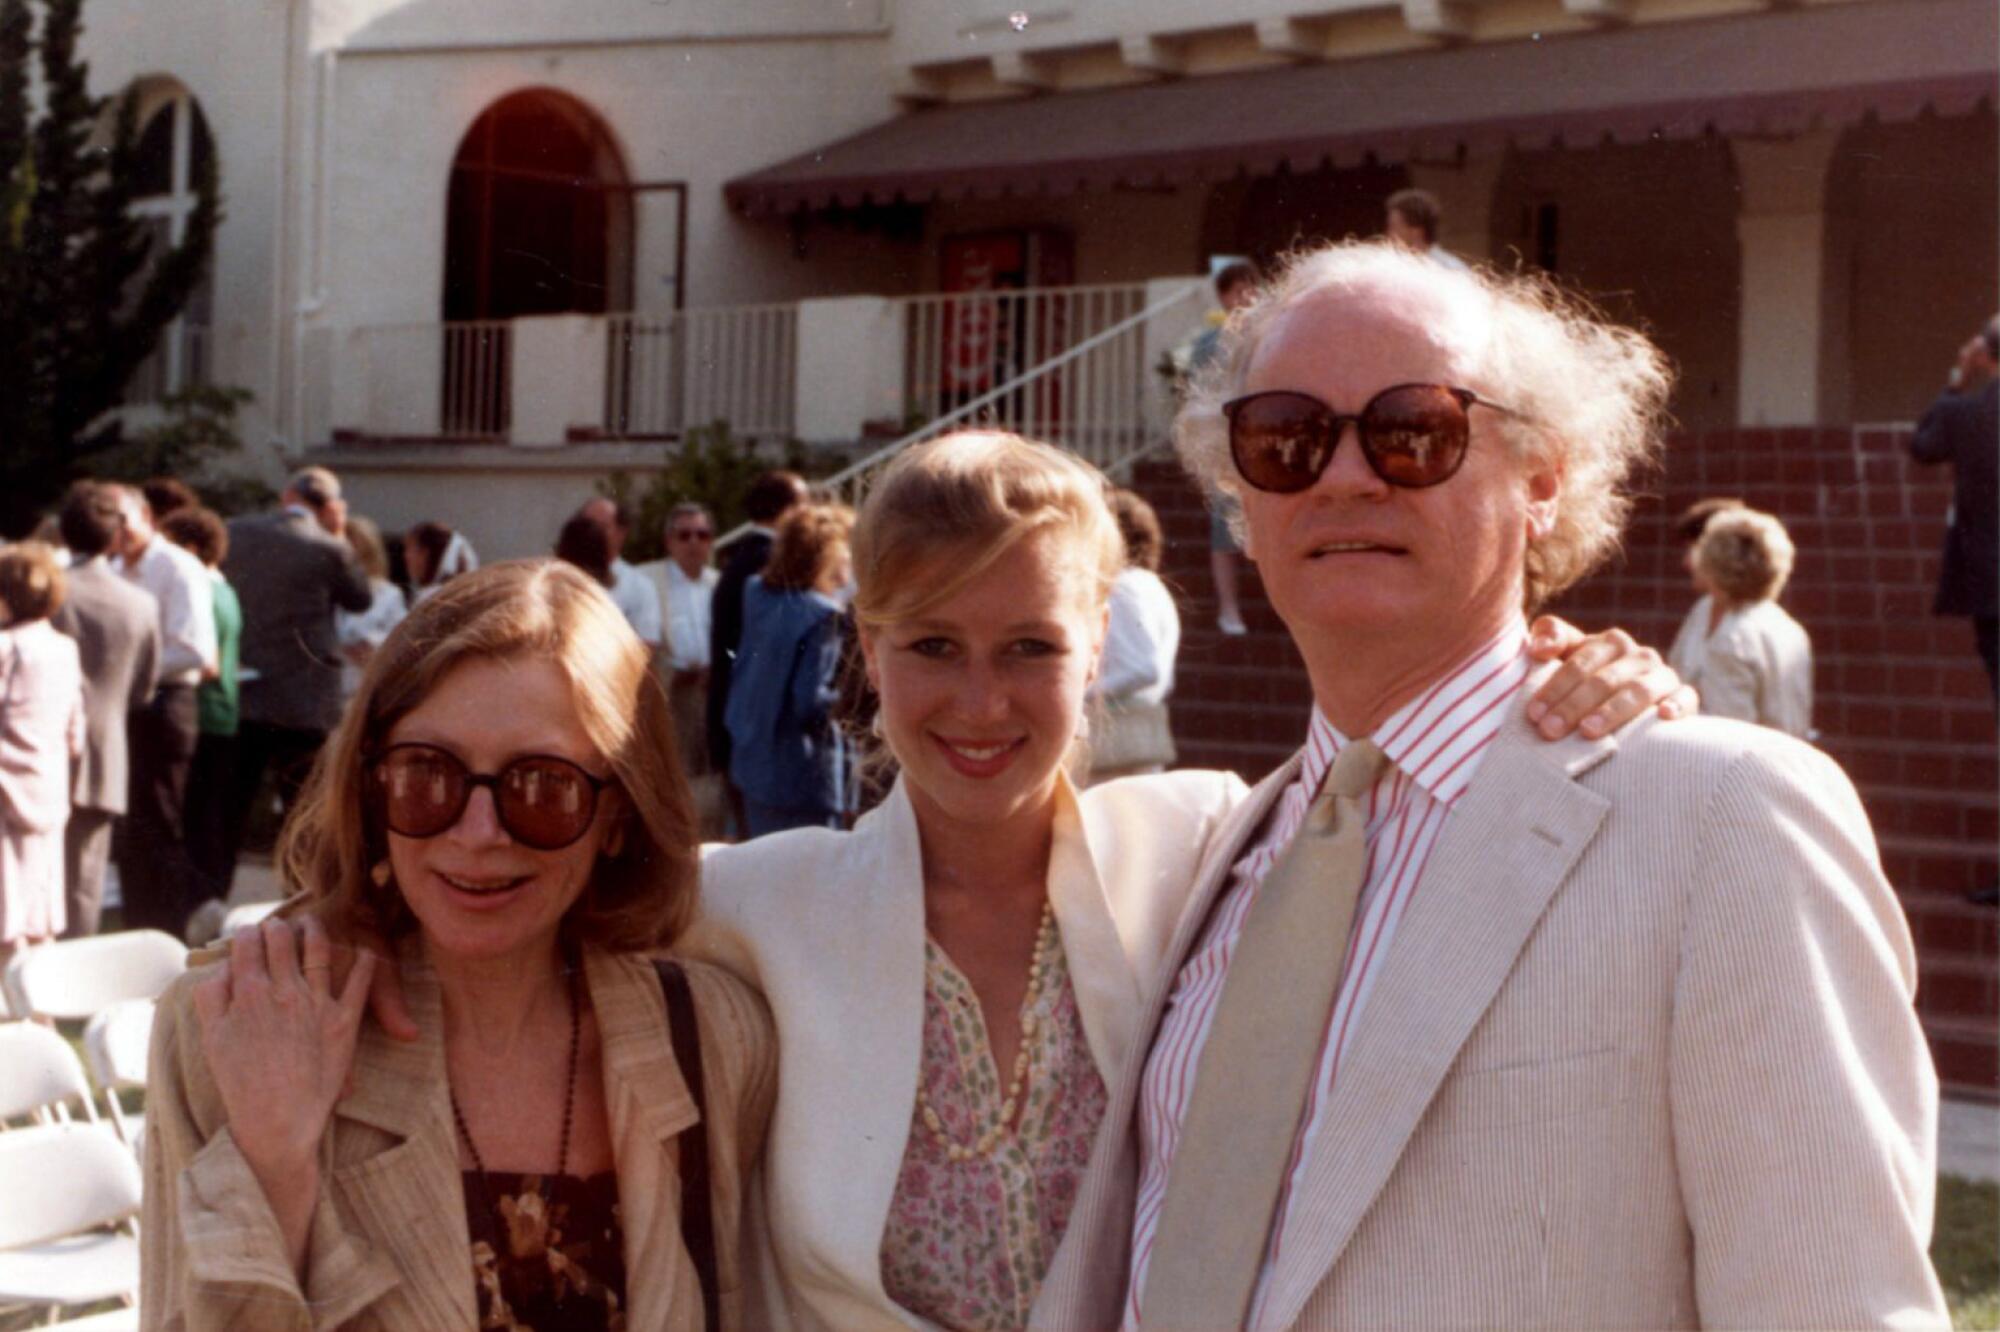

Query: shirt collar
[1304,618,1530,808]
[284,503,317,524]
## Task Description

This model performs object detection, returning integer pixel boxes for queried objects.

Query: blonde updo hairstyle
[851,431,1124,635]
[278,559,699,952]
[1177,238,1674,609]
[1693,507,1796,607]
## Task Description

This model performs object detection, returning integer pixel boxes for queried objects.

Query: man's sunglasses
[367,743,613,851]
[672,528,714,542]
[1222,382,1520,493]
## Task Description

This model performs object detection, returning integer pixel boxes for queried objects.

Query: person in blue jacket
[726,501,855,836]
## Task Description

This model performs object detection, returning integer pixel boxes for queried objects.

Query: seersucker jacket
[680,767,1248,1332]
[141,941,776,1331]
[1032,683,1947,1331]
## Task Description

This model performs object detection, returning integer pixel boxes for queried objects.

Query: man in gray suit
[222,467,373,872]
[50,482,162,937]
[1036,241,1943,1330]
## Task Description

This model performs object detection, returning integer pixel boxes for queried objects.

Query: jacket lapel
[591,951,701,1330]
[819,781,932,1316]
[1254,715,1615,1331]
[326,944,478,1328]
[1049,772,1143,1082]
[1032,753,1303,1331]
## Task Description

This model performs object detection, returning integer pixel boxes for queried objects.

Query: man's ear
[1524,452,1564,542]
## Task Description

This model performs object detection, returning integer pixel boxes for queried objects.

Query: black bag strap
[654,959,719,1332]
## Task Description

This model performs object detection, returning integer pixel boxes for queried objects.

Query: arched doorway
[440,90,632,435]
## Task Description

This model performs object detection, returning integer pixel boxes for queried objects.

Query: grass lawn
[1940,1174,2000,1330]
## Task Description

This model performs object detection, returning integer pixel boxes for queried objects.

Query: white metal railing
[896,283,1164,458]
[126,323,211,405]
[791,279,1205,527]
[605,304,796,440]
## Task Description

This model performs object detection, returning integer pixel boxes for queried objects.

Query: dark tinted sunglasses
[672,527,713,541]
[1223,382,1520,493]
[367,743,613,851]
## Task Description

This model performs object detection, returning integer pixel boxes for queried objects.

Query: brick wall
[1131,426,1999,1100]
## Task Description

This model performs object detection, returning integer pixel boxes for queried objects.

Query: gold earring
[370,859,393,888]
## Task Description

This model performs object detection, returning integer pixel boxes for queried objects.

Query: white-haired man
[1035,241,1945,1329]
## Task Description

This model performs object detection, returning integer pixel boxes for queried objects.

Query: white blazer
[682,767,1248,1331]
[1668,595,1814,738]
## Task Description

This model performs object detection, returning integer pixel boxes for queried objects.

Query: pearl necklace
[916,898,1058,1162]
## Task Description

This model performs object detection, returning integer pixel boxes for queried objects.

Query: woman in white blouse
[1088,489,1182,782]
[334,516,408,700]
[1667,507,1814,738]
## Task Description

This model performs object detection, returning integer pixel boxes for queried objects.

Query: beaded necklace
[450,964,583,1209]
[915,898,1058,1161]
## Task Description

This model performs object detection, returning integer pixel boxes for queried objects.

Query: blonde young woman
[291,435,1687,1331]
[143,562,774,1330]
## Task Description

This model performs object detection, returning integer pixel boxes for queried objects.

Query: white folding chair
[4,932,187,1023]
[0,1022,102,1130]
[0,1124,141,1322]
[81,1001,154,1155]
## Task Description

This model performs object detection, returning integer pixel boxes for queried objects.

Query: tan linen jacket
[680,768,1247,1332]
[1034,700,1947,1330]
[141,944,776,1331]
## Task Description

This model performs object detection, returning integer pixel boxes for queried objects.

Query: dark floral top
[464,1170,627,1331]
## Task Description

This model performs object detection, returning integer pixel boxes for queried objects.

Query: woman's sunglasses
[1222,382,1520,493]
[367,743,613,851]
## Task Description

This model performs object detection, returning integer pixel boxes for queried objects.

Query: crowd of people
[0,234,1959,1331]
[0,469,383,960]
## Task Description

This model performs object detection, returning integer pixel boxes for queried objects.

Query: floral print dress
[879,930,1109,1331]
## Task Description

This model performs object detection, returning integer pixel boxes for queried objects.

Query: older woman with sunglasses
[141,561,774,1331]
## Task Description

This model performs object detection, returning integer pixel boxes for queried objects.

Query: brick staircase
[1127,428,2000,1101]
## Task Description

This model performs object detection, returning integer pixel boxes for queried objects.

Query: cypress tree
[0,0,219,536]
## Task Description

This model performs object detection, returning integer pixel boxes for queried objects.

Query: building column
[1406,154,1505,262]
[794,296,904,446]
[511,315,608,447]
[1733,129,1854,426]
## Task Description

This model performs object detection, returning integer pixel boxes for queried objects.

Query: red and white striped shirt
[1123,620,1530,1330]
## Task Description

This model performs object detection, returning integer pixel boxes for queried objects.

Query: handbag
[1090,697,1178,774]
[653,960,719,1332]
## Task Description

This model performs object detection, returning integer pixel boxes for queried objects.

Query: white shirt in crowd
[335,579,409,699]
[608,557,663,647]
[1424,244,1471,272]
[1667,593,1814,739]
[118,535,216,687]
[638,559,719,673]
[1093,566,1180,709]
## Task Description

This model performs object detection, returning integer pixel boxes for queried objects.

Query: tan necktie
[1139,738,1387,1331]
